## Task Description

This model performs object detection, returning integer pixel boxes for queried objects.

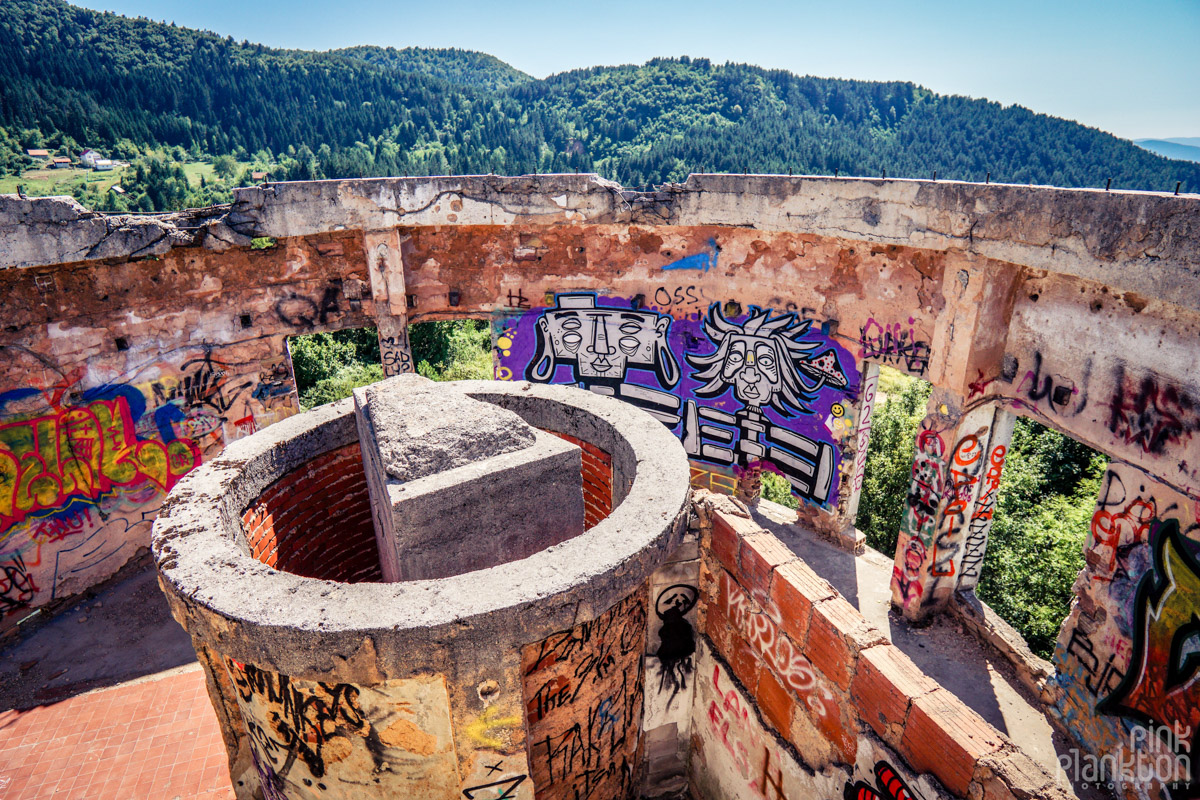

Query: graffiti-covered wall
[0,227,379,631]
[1050,461,1200,797]
[4,175,1200,800]
[495,294,860,508]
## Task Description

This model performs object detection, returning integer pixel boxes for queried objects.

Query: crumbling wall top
[4,175,1196,313]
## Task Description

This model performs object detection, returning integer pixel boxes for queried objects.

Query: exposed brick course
[756,665,794,739]
[767,560,835,645]
[696,496,1051,798]
[738,532,797,608]
[850,643,939,747]
[240,443,382,582]
[545,430,613,528]
[901,689,1005,796]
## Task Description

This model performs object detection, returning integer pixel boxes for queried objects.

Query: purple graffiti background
[493,294,860,507]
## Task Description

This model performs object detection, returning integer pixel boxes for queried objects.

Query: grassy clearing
[180,160,249,188]
[1,159,247,200]
[0,166,127,197]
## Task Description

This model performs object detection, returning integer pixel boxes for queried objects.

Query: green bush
[288,328,381,396]
[761,471,799,509]
[298,363,384,409]
[856,376,934,557]
[412,320,493,381]
[976,418,1104,658]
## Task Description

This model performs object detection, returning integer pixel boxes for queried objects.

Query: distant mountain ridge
[1,0,1197,208]
[331,46,532,92]
[1135,138,1200,163]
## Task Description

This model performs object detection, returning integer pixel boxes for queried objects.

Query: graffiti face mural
[691,305,844,413]
[684,305,849,503]
[528,294,678,385]
[525,293,681,424]
[500,294,857,507]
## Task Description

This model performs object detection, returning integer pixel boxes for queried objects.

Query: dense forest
[2,0,1197,213]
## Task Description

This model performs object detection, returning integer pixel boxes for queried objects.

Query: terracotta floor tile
[0,668,231,800]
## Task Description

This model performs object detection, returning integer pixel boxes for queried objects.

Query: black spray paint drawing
[654,584,698,710]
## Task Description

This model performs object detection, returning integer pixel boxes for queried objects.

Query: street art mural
[0,344,299,624]
[495,294,859,506]
[1097,518,1200,785]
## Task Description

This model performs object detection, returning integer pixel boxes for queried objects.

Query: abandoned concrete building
[1,173,1198,800]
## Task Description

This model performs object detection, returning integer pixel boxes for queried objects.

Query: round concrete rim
[151,380,690,670]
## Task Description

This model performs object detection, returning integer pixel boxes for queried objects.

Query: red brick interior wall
[698,498,1051,798]
[544,431,613,529]
[240,444,381,582]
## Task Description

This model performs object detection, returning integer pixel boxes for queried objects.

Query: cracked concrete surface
[6,175,1197,318]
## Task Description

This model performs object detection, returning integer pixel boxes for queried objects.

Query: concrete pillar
[364,229,414,376]
[376,314,414,377]
[793,363,880,553]
[956,408,1015,593]
[889,391,1011,621]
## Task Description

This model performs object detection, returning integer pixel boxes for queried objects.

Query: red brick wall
[698,498,1049,798]
[240,444,381,582]
[544,431,613,529]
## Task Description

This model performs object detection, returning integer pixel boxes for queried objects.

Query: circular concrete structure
[152,377,691,800]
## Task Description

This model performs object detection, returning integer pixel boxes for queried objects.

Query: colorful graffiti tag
[495,294,859,506]
[1099,518,1200,766]
[0,383,203,616]
[844,761,922,800]
[0,390,198,530]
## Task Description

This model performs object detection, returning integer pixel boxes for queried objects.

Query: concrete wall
[3,174,1200,798]
[0,211,375,629]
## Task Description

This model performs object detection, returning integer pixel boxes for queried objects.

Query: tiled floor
[0,665,234,800]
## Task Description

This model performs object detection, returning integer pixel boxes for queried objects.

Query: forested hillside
[332,46,533,92]
[2,0,1197,211]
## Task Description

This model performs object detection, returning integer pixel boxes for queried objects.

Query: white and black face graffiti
[719,334,783,407]
[542,309,670,379]
[526,294,680,388]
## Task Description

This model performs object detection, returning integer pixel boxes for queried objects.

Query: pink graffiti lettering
[720,572,819,695]
[708,664,752,778]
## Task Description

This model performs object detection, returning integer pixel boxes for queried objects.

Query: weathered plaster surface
[2,174,1198,799]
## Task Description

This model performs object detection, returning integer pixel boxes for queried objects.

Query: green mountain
[1134,139,1200,164]
[2,0,1197,211]
[331,46,532,92]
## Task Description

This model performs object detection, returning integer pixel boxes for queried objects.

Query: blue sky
[73,0,1198,141]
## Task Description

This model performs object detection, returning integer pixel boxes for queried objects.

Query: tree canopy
[3,0,1197,211]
